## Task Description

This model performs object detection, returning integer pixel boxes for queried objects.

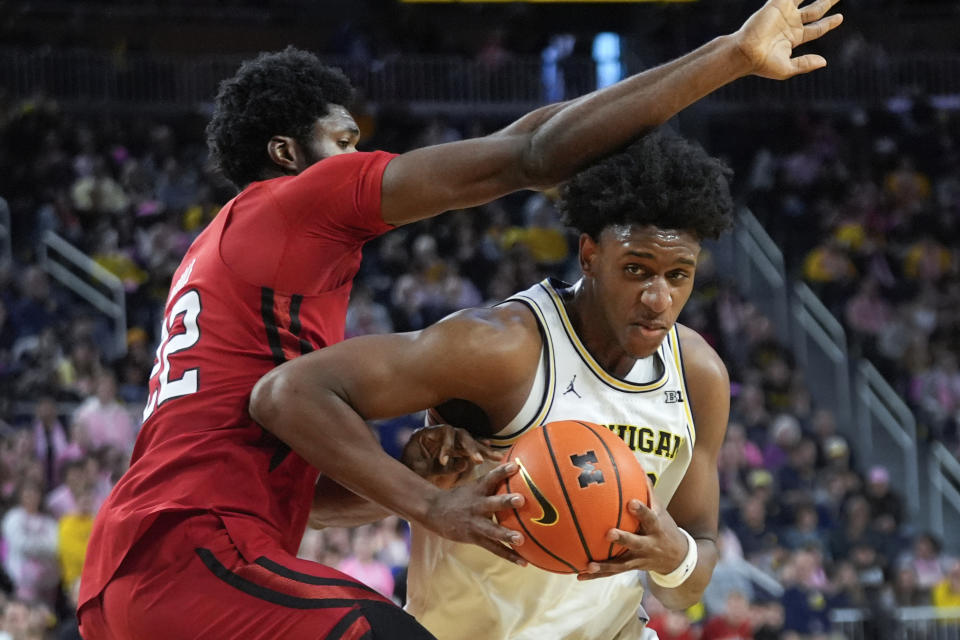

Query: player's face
[581,224,699,360]
[302,104,360,166]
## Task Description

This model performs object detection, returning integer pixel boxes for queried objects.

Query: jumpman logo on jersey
[563,375,581,398]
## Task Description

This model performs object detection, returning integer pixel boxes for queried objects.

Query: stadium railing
[929,443,960,550]
[708,210,958,545]
[832,607,960,640]
[792,281,855,439]
[3,47,960,113]
[38,230,127,359]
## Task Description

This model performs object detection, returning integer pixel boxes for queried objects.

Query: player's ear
[579,233,599,276]
[267,136,301,174]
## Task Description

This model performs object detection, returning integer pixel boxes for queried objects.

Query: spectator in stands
[1,481,60,607]
[345,284,394,338]
[931,558,960,609]
[897,532,953,597]
[821,435,852,474]
[53,576,83,640]
[777,437,819,507]
[829,495,883,563]
[863,465,903,529]
[45,459,87,520]
[910,349,960,444]
[717,421,763,503]
[762,413,802,472]
[826,561,866,610]
[375,516,411,577]
[884,565,928,607]
[751,598,785,640]
[646,609,697,640]
[54,339,101,401]
[731,382,771,446]
[336,525,395,601]
[9,267,58,342]
[70,370,136,455]
[30,395,72,490]
[779,549,831,640]
[56,490,95,603]
[782,502,828,556]
[802,237,857,313]
[500,190,570,267]
[69,157,129,220]
[701,590,753,640]
[727,493,779,562]
[844,276,893,352]
[0,599,49,640]
[849,541,887,600]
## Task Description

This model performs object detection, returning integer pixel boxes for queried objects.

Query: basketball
[496,420,650,573]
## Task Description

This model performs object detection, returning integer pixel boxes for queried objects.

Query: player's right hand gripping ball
[495,420,650,573]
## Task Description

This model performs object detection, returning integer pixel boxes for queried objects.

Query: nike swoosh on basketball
[516,457,559,526]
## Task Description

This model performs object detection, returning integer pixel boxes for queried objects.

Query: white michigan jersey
[405,279,696,640]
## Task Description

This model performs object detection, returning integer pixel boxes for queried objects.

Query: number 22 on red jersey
[142,288,202,422]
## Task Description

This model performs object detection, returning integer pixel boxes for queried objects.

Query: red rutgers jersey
[79,150,397,611]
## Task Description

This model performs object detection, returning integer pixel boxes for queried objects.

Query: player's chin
[624,329,667,358]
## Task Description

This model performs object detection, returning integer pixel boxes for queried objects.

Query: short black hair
[206,46,354,189]
[558,129,734,241]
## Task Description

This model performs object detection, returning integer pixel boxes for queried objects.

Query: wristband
[648,528,698,589]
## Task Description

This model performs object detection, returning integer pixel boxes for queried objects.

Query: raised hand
[401,424,503,489]
[735,0,843,80]
[419,461,528,565]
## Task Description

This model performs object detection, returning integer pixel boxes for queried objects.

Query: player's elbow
[517,135,565,190]
[249,367,295,436]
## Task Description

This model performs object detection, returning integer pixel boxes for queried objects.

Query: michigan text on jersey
[603,424,683,460]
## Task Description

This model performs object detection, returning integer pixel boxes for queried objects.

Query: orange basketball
[495,420,650,573]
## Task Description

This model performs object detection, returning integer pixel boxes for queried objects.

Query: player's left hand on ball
[577,493,688,581]
[401,424,502,488]
[420,461,528,566]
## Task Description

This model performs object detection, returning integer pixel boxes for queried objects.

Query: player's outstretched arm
[380,0,842,226]
[250,307,540,562]
[578,325,730,610]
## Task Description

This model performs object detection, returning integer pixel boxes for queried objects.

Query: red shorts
[78,513,435,640]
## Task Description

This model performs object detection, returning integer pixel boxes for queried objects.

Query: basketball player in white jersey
[253,129,734,639]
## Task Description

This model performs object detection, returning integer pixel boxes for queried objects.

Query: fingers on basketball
[492,420,650,573]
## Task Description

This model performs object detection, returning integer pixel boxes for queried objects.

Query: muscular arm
[648,325,731,610]
[380,0,842,225]
[250,306,541,540]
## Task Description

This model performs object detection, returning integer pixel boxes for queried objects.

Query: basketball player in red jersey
[79,1,841,638]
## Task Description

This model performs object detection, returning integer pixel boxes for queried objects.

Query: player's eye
[624,264,645,276]
[668,270,690,281]
[337,140,351,149]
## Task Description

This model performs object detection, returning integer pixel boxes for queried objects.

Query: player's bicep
[380,135,536,226]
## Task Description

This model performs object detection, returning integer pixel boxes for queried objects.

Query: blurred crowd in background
[0,29,960,640]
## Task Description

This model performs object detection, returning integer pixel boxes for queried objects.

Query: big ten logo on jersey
[142,259,203,422]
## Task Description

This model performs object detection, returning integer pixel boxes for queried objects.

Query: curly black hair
[558,129,734,241]
[206,46,354,189]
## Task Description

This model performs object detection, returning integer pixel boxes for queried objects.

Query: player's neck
[562,280,637,379]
